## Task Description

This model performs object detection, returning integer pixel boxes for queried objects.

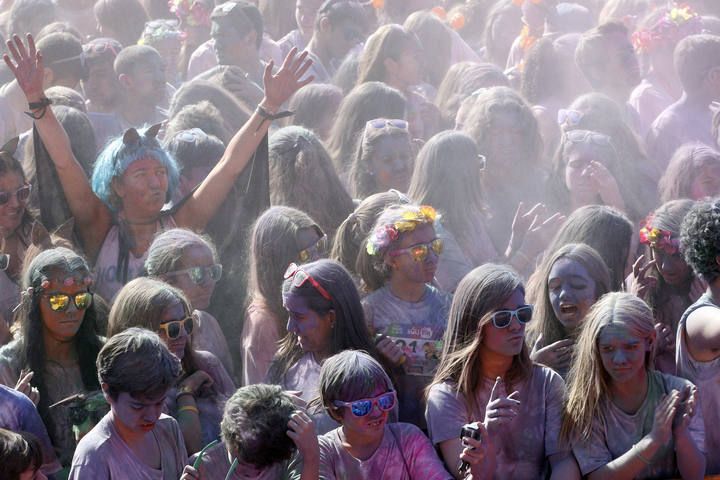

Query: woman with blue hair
[4,34,314,301]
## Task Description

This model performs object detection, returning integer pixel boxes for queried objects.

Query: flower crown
[639,218,679,255]
[366,206,437,256]
[632,4,701,54]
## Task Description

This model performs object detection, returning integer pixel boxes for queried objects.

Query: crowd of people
[1,0,720,478]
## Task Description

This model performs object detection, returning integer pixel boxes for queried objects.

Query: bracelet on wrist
[24,97,52,120]
[178,405,199,415]
[254,104,294,131]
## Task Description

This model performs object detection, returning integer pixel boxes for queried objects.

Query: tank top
[676,293,720,474]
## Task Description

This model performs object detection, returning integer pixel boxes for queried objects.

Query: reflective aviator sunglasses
[333,391,397,417]
[46,292,93,312]
[489,305,534,328]
[167,264,223,285]
[389,238,444,262]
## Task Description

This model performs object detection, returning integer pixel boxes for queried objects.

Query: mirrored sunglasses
[557,109,584,127]
[0,184,31,205]
[158,315,194,339]
[46,292,93,312]
[298,235,327,264]
[168,264,222,285]
[389,238,443,262]
[367,118,409,131]
[489,305,534,329]
[333,391,397,417]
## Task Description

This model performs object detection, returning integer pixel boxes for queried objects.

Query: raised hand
[4,34,44,102]
[262,48,314,111]
[15,369,39,405]
[508,202,565,260]
[630,254,658,299]
[287,410,319,462]
[583,161,625,210]
[483,377,520,435]
[530,334,574,371]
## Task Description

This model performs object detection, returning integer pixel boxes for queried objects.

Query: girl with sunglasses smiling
[318,350,453,480]
[107,277,234,455]
[0,247,103,473]
[358,204,451,428]
[562,292,705,479]
[426,264,579,479]
[242,206,326,386]
[268,259,392,434]
[145,228,233,376]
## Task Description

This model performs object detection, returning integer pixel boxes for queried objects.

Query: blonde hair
[428,264,531,415]
[561,292,656,442]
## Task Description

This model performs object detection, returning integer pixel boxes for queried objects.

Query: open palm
[262,47,314,110]
[4,34,45,102]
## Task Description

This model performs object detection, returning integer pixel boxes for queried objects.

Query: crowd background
[1,0,720,478]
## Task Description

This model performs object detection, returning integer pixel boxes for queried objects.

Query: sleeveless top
[93,215,176,302]
[676,293,720,474]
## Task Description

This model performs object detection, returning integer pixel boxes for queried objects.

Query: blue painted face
[283,291,334,355]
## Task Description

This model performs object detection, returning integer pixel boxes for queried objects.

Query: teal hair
[91,125,180,212]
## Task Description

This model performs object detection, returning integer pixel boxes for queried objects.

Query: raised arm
[174,49,313,231]
[4,34,112,259]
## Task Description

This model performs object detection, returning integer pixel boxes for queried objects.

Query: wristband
[24,97,53,120]
[254,104,294,131]
[178,405,199,415]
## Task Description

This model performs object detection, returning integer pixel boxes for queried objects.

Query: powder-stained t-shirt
[676,293,720,474]
[69,413,187,480]
[426,365,567,479]
[573,370,705,479]
[0,384,61,475]
[281,351,339,435]
[319,422,452,480]
[363,285,451,427]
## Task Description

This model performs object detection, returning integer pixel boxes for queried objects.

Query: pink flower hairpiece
[639,218,680,255]
[632,4,701,53]
[366,206,438,256]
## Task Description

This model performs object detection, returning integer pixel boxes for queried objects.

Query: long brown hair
[428,264,532,414]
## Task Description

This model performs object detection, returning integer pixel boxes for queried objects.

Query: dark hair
[164,128,225,171]
[659,143,720,203]
[356,23,420,86]
[248,206,323,332]
[15,248,102,448]
[46,87,86,112]
[315,0,364,30]
[544,205,634,290]
[482,0,522,67]
[326,82,406,175]
[168,80,251,137]
[36,21,82,42]
[0,429,44,480]
[286,83,343,138]
[196,65,265,112]
[53,106,97,175]
[269,126,354,236]
[408,130,486,248]
[8,0,56,38]
[165,101,232,145]
[267,259,390,384]
[434,62,508,128]
[211,1,264,49]
[97,327,181,399]
[114,45,162,76]
[94,0,149,46]
[83,37,122,66]
[575,21,630,88]
[330,190,410,276]
[220,384,296,468]
[36,32,83,82]
[521,34,563,104]
[674,33,720,92]
[258,0,295,39]
[681,198,720,282]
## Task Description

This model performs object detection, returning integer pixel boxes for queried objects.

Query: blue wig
[91,125,181,212]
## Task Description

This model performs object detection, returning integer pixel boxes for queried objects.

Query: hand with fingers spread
[262,48,314,111]
[508,203,565,261]
[653,322,675,355]
[4,34,45,103]
[483,377,520,436]
[15,369,39,406]
[530,334,574,372]
[648,391,679,446]
[287,410,319,462]
[376,335,406,366]
[630,254,658,299]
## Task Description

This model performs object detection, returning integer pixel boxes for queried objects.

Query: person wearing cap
[0,32,83,142]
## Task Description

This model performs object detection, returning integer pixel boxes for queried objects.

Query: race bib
[383,324,443,376]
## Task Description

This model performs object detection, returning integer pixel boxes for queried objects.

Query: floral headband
[366,206,437,256]
[168,0,211,27]
[639,218,679,255]
[632,4,701,54]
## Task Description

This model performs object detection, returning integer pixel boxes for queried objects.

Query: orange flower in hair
[450,12,466,31]
[431,6,447,20]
